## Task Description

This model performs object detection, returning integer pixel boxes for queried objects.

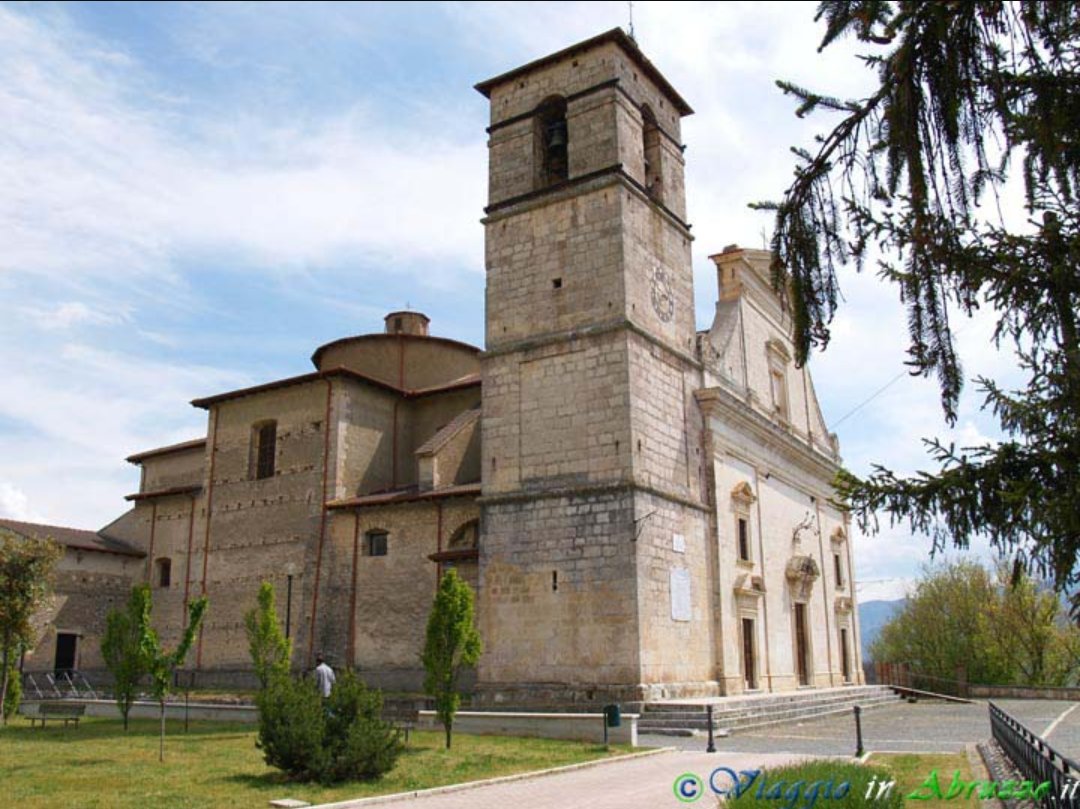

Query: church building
[16,29,862,706]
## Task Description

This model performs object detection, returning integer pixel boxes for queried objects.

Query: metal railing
[989,700,1079,807]
[23,671,97,700]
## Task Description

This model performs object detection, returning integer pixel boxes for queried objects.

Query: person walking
[314,653,336,698]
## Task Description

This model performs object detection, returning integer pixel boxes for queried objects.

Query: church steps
[638,686,902,734]
[638,694,900,730]
[642,685,893,713]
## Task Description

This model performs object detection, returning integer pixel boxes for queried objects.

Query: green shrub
[255,671,403,784]
[728,760,903,809]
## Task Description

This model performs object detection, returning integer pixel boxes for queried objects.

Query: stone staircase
[639,685,902,736]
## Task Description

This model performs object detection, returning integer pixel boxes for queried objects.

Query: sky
[0,1,1024,600]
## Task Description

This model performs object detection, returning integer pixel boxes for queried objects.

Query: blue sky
[0,1,1023,599]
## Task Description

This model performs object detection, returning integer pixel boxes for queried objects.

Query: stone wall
[477,489,641,706]
[140,444,205,492]
[22,549,138,673]
[322,497,479,692]
[484,185,627,350]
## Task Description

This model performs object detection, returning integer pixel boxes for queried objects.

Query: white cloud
[22,301,130,330]
[855,578,914,603]
[0,6,486,294]
[0,482,41,522]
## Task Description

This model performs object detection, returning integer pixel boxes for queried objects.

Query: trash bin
[603,703,621,728]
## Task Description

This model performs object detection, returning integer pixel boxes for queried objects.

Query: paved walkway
[641,698,1080,760]
[316,750,806,809]
[1009,699,1080,762]
[314,699,1079,809]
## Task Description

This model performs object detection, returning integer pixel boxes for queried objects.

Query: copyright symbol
[674,772,703,802]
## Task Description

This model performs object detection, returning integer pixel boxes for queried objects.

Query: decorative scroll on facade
[785,554,820,602]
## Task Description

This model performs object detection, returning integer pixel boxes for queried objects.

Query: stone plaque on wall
[670,567,691,622]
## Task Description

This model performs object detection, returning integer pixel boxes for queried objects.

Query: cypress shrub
[256,671,402,783]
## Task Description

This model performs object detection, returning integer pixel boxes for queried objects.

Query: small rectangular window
[834,553,844,588]
[156,558,171,589]
[366,531,388,557]
[737,518,751,562]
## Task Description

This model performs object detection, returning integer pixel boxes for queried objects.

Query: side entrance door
[54,633,78,673]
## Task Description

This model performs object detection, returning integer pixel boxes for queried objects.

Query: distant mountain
[858,599,906,660]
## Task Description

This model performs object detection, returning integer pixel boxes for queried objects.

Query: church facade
[20,29,862,705]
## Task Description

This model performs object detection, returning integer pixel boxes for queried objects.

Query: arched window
[534,96,568,189]
[251,420,277,480]
[155,557,172,588]
[447,519,478,550]
[641,104,663,202]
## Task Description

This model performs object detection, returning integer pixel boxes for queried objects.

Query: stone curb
[966,742,1006,809]
[301,746,676,808]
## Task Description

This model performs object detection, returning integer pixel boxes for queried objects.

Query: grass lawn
[0,716,634,808]
[728,759,901,808]
[870,752,982,808]
[727,752,983,809]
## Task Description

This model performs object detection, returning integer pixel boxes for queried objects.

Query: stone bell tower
[476,29,716,706]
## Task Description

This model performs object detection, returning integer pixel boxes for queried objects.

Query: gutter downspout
[196,409,220,669]
[435,501,443,583]
[182,494,196,616]
[753,471,773,690]
[306,378,335,668]
[392,336,405,488]
[347,511,360,669]
[146,501,158,582]
[814,499,834,686]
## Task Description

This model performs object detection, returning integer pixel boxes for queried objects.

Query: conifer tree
[758,2,1080,614]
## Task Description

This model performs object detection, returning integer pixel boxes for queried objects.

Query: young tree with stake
[422,569,481,750]
[244,580,292,689]
[101,587,151,730]
[132,586,208,761]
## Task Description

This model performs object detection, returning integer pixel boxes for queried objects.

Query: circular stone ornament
[651,266,675,322]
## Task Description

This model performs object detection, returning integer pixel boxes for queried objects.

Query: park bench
[25,702,86,729]
[381,702,420,743]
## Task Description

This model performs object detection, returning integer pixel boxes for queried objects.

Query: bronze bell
[547,121,567,151]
